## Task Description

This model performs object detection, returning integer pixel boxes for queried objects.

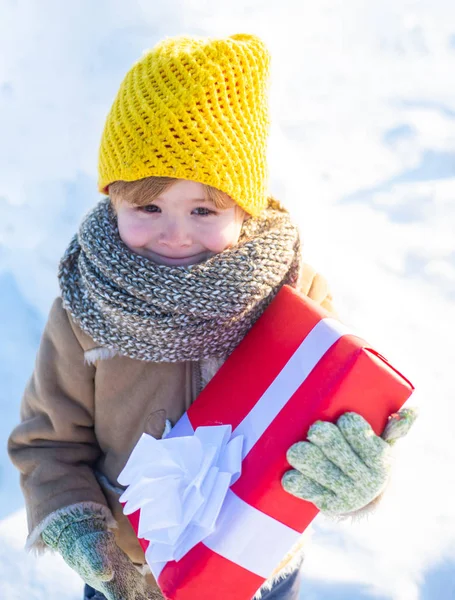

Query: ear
[108,196,118,214]
[238,206,251,222]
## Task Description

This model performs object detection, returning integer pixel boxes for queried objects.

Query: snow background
[1,0,454,598]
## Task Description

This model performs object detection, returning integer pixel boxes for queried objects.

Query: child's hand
[42,508,163,599]
[281,408,418,515]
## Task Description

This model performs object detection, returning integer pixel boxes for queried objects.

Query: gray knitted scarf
[58,197,302,362]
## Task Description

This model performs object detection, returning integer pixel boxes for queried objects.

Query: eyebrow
[156,197,212,203]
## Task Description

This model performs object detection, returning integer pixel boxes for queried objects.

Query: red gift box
[124,285,414,599]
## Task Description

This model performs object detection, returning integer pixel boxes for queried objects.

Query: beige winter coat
[8,262,336,591]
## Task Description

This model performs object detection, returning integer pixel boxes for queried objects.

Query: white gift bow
[118,425,244,563]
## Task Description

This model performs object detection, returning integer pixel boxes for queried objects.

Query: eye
[194,207,217,216]
[138,205,159,213]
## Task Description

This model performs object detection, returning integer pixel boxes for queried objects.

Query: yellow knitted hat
[98,33,271,217]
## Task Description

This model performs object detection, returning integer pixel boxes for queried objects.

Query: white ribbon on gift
[119,317,356,579]
[118,424,244,563]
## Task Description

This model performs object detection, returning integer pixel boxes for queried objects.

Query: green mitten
[41,505,162,599]
[281,407,418,515]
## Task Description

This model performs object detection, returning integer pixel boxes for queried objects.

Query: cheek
[118,216,152,248]
[201,219,243,253]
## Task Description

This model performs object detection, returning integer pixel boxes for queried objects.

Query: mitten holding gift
[41,504,163,600]
[281,408,418,519]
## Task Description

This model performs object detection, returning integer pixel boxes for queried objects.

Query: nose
[158,218,192,248]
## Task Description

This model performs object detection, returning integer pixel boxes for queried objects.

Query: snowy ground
[1,1,455,599]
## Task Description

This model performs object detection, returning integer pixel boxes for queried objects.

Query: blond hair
[109,176,250,218]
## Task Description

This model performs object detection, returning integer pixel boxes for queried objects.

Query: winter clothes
[8,27,416,600]
[7,260,335,597]
[98,34,271,217]
[58,196,302,363]
[41,504,161,600]
[282,409,418,515]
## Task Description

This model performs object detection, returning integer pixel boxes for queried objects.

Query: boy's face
[115,179,247,267]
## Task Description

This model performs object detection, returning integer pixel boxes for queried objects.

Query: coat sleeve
[7,297,110,550]
[297,262,338,317]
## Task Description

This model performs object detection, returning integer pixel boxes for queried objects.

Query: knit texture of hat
[97,33,271,217]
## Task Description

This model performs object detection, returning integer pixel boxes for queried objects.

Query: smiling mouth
[158,253,200,260]
[151,251,209,264]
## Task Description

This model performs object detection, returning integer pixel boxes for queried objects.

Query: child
[8,34,416,600]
